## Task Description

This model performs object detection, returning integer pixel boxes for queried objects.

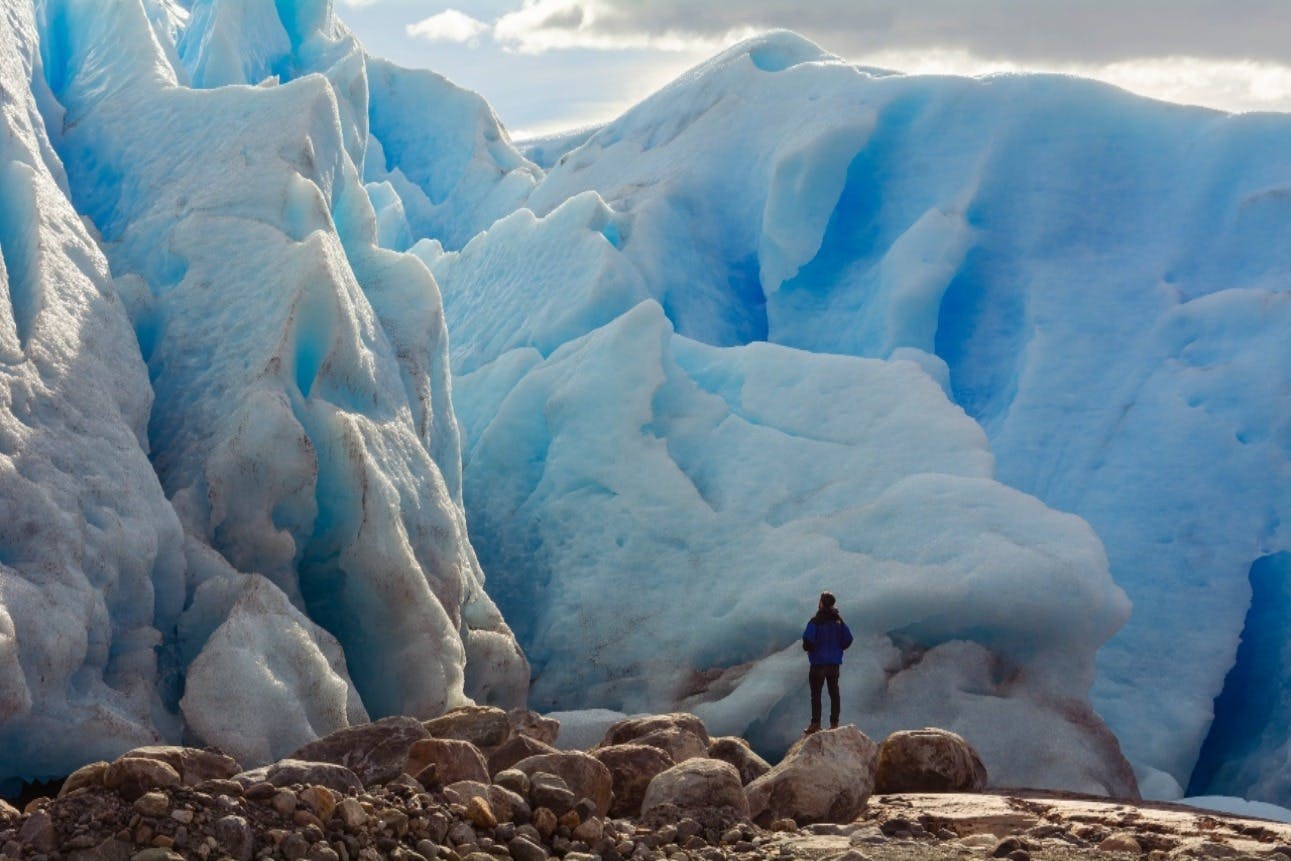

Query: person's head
[818,591,836,611]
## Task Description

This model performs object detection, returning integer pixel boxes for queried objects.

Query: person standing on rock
[802,591,853,734]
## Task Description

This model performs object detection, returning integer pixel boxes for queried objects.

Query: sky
[333,0,1291,138]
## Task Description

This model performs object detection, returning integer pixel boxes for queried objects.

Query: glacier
[0,0,1286,806]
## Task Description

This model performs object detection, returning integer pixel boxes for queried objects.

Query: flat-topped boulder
[600,712,710,763]
[288,716,429,786]
[746,725,878,826]
[404,738,490,786]
[424,705,512,749]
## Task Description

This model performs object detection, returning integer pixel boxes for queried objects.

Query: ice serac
[0,1,185,781]
[19,0,526,768]
[455,300,1135,795]
[452,30,1289,802]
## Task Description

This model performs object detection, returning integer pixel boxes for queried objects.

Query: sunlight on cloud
[864,48,1291,113]
[493,0,755,54]
[407,9,491,46]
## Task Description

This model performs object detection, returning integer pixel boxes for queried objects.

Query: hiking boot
[829,720,839,729]
[803,723,821,735]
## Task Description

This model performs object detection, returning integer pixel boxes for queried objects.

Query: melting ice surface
[0,0,1286,806]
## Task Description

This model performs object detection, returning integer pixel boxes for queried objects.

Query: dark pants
[809,663,841,726]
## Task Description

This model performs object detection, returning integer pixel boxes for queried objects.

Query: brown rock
[133,791,170,817]
[0,797,17,819]
[488,783,526,823]
[60,760,110,797]
[104,756,181,800]
[746,725,878,825]
[640,758,749,825]
[117,746,241,786]
[299,785,337,821]
[600,713,710,763]
[707,737,771,785]
[559,808,581,830]
[466,796,498,829]
[510,751,613,818]
[593,743,676,818]
[18,809,57,853]
[874,728,988,793]
[288,715,430,785]
[489,734,559,776]
[425,706,512,749]
[271,787,298,817]
[1099,835,1144,854]
[510,709,560,746]
[337,797,368,831]
[573,817,604,843]
[405,738,489,785]
[235,758,363,794]
[533,807,558,840]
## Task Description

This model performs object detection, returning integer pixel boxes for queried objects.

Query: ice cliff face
[434,34,1289,801]
[0,0,1286,806]
[0,0,528,780]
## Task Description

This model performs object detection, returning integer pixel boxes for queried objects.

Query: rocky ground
[1,711,1287,861]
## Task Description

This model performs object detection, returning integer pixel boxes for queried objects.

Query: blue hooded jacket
[802,606,853,665]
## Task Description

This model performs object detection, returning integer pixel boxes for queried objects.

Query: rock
[104,756,181,800]
[533,807,558,841]
[243,758,364,794]
[425,706,513,749]
[67,835,132,861]
[745,725,878,826]
[510,710,560,746]
[1008,852,1031,861]
[444,779,492,805]
[299,785,338,821]
[0,798,16,819]
[873,728,988,793]
[406,738,490,786]
[593,743,676,818]
[494,768,531,796]
[129,850,184,861]
[116,745,241,786]
[992,837,1026,857]
[133,792,170,817]
[510,835,549,861]
[289,715,430,785]
[196,778,243,797]
[529,772,576,814]
[640,759,749,826]
[18,809,58,853]
[213,815,254,861]
[1099,835,1143,853]
[707,737,771,786]
[489,784,527,824]
[271,787,298,817]
[467,796,498,829]
[600,713,710,763]
[60,760,110,796]
[337,797,368,831]
[511,752,613,817]
[489,735,560,776]
[572,818,603,843]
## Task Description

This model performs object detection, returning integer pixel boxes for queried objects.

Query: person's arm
[802,622,816,652]
[841,622,854,650]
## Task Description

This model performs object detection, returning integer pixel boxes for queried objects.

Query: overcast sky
[335,0,1291,137]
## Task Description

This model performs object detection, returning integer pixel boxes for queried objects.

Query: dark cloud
[531,1,1291,64]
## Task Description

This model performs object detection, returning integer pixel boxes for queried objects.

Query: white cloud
[336,0,383,7]
[407,9,491,46]
[493,0,754,54]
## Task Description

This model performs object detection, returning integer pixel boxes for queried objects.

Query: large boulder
[600,713,710,763]
[509,709,560,746]
[874,728,988,793]
[116,746,241,786]
[593,743,676,817]
[489,734,559,776]
[405,738,490,786]
[511,751,614,817]
[233,759,363,794]
[103,757,180,800]
[708,737,771,785]
[640,758,749,828]
[289,716,429,786]
[424,706,512,749]
[746,726,878,826]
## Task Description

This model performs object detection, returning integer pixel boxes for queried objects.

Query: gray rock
[707,737,771,786]
[510,835,549,861]
[874,728,988,793]
[600,714,710,764]
[594,744,676,818]
[213,814,255,861]
[18,810,58,853]
[746,725,878,826]
[529,772,576,815]
[511,752,613,817]
[234,758,363,794]
[640,759,749,827]
[289,715,430,785]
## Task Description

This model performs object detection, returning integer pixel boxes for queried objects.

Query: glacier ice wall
[432,32,1289,801]
[0,0,530,780]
